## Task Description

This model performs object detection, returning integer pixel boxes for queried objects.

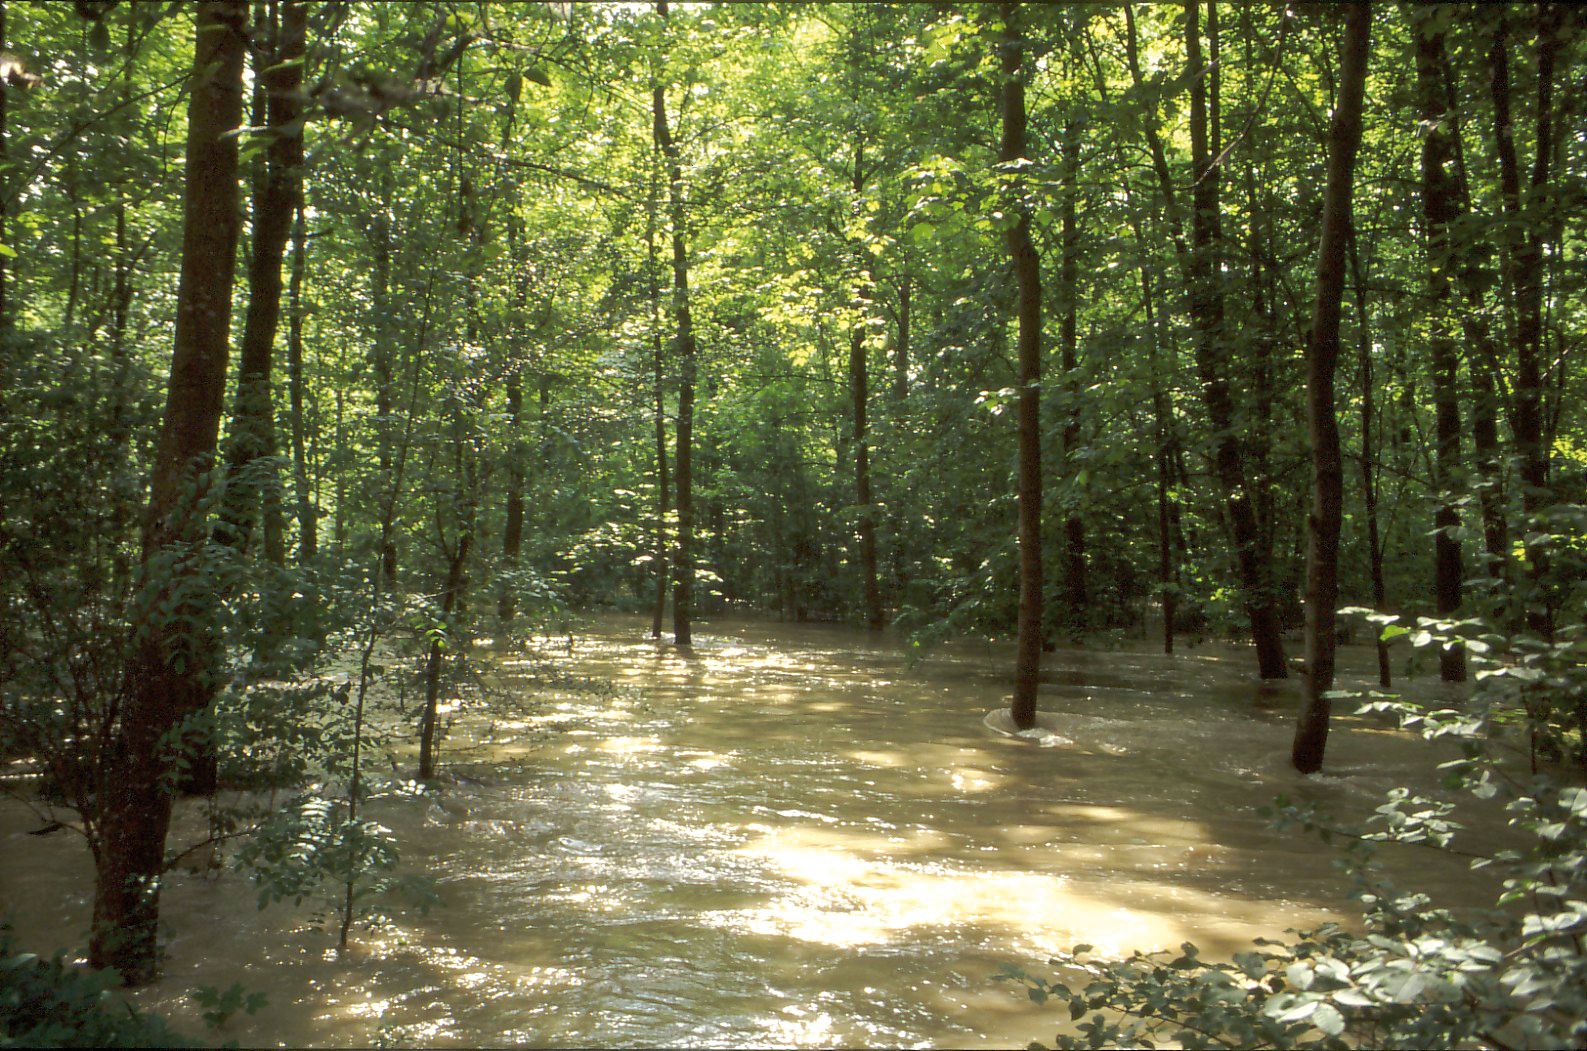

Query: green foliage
[0,929,190,1048]
[189,982,267,1032]
[1008,576,1587,1049]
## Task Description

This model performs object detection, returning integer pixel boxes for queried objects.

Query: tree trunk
[1349,236,1390,688]
[500,369,525,620]
[643,148,669,638]
[1489,5,1561,639]
[419,532,471,781]
[90,0,248,982]
[848,143,884,631]
[1292,0,1369,776]
[218,0,304,560]
[1414,9,1468,683]
[893,273,910,401]
[654,0,696,647]
[0,1,9,332]
[1001,2,1044,730]
[370,182,398,587]
[1058,115,1087,629]
[287,201,316,562]
[499,221,527,624]
[1135,1,1287,678]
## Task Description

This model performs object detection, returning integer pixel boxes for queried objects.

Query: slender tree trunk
[1129,2,1286,678]
[1001,2,1043,730]
[370,183,397,586]
[0,1,9,332]
[893,273,910,401]
[90,0,248,982]
[1293,0,1369,775]
[654,0,696,647]
[287,201,316,561]
[500,369,524,619]
[219,0,303,561]
[1058,116,1087,629]
[499,222,526,623]
[1413,10,1469,682]
[1139,256,1180,656]
[1349,236,1390,688]
[419,531,471,781]
[643,150,669,638]
[1185,1,1288,679]
[1490,5,1561,640]
[848,144,884,631]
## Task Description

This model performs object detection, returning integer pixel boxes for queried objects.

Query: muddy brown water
[0,615,1492,1047]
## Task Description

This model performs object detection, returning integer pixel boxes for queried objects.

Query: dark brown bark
[0,1,8,331]
[1349,236,1390,688]
[1141,256,1180,656]
[219,0,304,561]
[893,273,910,401]
[499,221,526,623]
[369,181,397,586]
[419,531,471,780]
[1183,0,1288,680]
[90,0,248,982]
[1001,2,1043,730]
[654,0,696,647]
[1292,0,1369,776]
[643,149,669,638]
[849,142,884,632]
[287,201,315,561]
[1058,115,1087,627]
[500,369,525,620]
[1489,5,1560,639]
[1414,9,1468,684]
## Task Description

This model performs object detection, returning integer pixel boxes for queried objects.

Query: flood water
[1,615,1491,1048]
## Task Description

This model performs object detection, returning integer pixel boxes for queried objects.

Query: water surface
[0,615,1487,1047]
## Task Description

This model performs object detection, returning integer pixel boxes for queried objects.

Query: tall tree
[1412,7,1468,683]
[1292,0,1370,776]
[653,0,698,647]
[1127,2,1288,679]
[217,0,306,561]
[1057,113,1087,628]
[89,0,248,981]
[848,138,884,632]
[1000,2,1043,730]
[1489,4,1564,639]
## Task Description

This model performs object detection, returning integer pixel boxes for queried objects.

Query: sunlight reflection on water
[0,614,1491,1048]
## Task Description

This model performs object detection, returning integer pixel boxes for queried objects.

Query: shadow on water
[0,613,1494,1048]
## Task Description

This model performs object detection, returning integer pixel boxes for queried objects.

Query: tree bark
[218,0,304,561]
[1489,5,1561,639]
[1058,115,1087,629]
[1292,0,1369,775]
[848,142,884,631]
[0,1,9,332]
[419,530,471,781]
[1001,2,1043,730]
[287,200,316,561]
[1143,1,1288,678]
[1349,235,1390,688]
[654,0,696,647]
[1413,8,1468,683]
[499,221,526,623]
[90,0,248,982]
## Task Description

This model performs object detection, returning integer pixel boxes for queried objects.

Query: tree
[1000,2,1044,731]
[653,0,699,648]
[90,0,249,982]
[1292,0,1370,776]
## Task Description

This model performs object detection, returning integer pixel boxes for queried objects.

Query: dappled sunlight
[0,615,1492,1048]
